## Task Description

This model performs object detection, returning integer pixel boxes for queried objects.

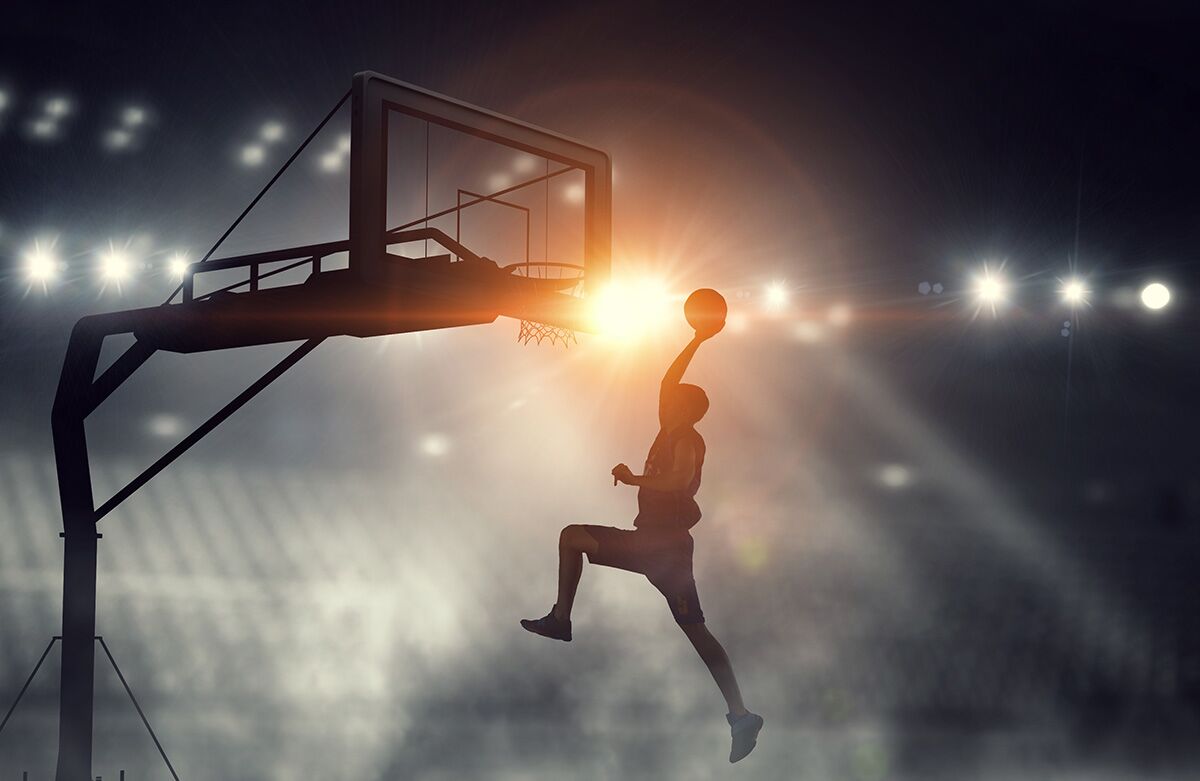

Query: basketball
[684,288,728,337]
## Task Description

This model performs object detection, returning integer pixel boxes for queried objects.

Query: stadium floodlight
[419,433,450,457]
[240,144,265,166]
[972,264,1009,315]
[30,117,57,138]
[24,241,59,282]
[168,254,190,277]
[44,96,72,117]
[319,151,342,171]
[975,273,1005,303]
[121,106,146,126]
[101,248,130,281]
[764,281,789,311]
[104,129,133,150]
[260,121,285,142]
[1059,277,1089,306]
[1140,282,1170,311]
[877,463,913,489]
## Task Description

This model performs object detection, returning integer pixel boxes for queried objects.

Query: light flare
[588,277,675,343]
[168,253,190,277]
[241,144,265,166]
[100,245,132,282]
[23,240,60,283]
[764,281,789,312]
[121,106,147,126]
[1059,277,1089,306]
[972,263,1009,315]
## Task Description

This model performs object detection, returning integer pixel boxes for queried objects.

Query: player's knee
[559,524,585,550]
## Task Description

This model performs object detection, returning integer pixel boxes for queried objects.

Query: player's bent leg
[555,524,598,620]
[520,525,600,643]
[559,524,599,556]
[680,622,764,763]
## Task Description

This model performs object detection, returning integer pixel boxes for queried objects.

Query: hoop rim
[501,260,588,277]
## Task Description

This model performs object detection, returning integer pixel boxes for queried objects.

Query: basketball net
[511,262,586,347]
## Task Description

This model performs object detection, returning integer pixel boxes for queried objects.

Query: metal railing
[180,228,492,304]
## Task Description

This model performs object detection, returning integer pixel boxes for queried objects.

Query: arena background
[1,2,1198,778]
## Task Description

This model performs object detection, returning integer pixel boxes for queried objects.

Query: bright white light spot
[828,303,852,326]
[44,96,71,117]
[121,106,146,126]
[147,414,183,438]
[877,463,913,489]
[101,248,131,280]
[336,133,351,152]
[1140,282,1170,311]
[487,172,513,192]
[588,277,674,343]
[104,128,133,150]
[563,183,585,204]
[764,281,789,311]
[419,433,450,457]
[318,151,342,172]
[792,320,824,343]
[260,121,285,142]
[918,281,931,295]
[23,241,59,282]
[1059,278,1088,305]
[512,154,538,174]
[241,144,265,166]
[726,312,749,334]
[976,275,1005,302]
[30,117,57,138]
[972,265,1008,313]
[168,254,189,277]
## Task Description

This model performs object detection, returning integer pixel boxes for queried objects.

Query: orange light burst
[588,277,676,344]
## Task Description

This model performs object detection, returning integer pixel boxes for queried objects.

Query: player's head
[665,383,709,427]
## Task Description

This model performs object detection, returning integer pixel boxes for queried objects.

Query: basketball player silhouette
[522,289,764,763]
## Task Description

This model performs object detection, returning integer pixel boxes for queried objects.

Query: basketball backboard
[161,72,614,350]
[349,71,612,337]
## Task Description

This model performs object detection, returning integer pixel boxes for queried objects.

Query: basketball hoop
[506,261,587,346]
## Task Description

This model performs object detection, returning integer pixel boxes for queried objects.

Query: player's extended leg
[681,622,746,715]
[521,524,598,642]
[680,622,764,763]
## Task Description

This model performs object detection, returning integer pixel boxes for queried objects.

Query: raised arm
[659,335,706,425]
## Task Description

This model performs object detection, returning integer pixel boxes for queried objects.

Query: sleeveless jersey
[634,425,705,530]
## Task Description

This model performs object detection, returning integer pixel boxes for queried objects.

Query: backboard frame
[348,71,611,293]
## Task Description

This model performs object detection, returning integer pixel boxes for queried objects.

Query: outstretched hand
[611,463,637,486]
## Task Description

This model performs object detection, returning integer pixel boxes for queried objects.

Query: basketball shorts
[582,525,705,625]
